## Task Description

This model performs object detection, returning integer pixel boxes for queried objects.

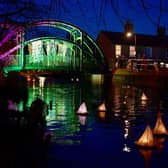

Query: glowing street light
[125,20,136,57]
[126,32,132,37]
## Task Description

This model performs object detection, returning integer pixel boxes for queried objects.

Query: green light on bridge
[24,38,81,71]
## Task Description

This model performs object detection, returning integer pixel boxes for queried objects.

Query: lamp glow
[141,92,148,101]
[126,32,132,37]
[97,102,106,111]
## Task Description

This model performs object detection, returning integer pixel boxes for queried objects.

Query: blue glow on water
[25,76,168,168]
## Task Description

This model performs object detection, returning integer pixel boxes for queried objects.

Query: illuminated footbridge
[0,20,107,77]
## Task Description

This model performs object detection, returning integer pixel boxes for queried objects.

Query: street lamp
[125,32,136,56]
[124,20,136,57]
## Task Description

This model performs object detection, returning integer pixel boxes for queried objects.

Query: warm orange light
[153,111,168,136]
[27,76,31,82]
[126,32,132,37]
[98,111,105,119]
[141,92,148,101]
[97,102,106,111]
[138,148,152,168]
[134,124,155,148]
[154,136,166,152]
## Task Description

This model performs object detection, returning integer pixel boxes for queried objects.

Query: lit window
[115,45,121,58]
[129,46,135,57]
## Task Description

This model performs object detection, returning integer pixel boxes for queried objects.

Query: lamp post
[124,20,136,57]
[126,32,136,56]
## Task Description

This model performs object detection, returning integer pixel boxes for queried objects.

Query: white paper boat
[77,102,88,115]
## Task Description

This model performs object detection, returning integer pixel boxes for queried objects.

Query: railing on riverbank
[114,58,168,74]
[112,58,168,87]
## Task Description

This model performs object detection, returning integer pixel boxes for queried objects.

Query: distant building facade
[97,31,168,71]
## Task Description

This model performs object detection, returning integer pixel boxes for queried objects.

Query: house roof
[98,31,168,48]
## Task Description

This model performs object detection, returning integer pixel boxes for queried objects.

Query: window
[129,46,135,57]
[146,47,152,58]
[115,45,121,58]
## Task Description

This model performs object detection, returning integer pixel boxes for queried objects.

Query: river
[4,74,168,168]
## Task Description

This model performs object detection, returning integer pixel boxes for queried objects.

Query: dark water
[3,75,168,168]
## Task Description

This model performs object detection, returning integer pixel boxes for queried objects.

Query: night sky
[0,0,168,39]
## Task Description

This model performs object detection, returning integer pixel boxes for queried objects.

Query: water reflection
[138,148,153,168]
[24,76,103,145]
[154,136,166,152]
[78,115,87,126]
[24,76,167,141]
[7,74,168,167]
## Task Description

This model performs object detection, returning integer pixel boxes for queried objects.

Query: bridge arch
[2,20,106,74]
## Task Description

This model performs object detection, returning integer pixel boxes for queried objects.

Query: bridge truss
[1,20,107,75]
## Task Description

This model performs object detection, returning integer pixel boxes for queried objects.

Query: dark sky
[1,0,168,39]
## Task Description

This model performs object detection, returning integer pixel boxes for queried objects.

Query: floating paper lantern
[97,102,106,111]
[135,124,155,148]
[153,111,168,136]
[141,92,148,101]
[77,102,88,115]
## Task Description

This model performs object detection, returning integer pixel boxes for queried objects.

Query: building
[97,31,168,71]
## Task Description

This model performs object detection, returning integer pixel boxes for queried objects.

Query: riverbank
[112,68,168,87]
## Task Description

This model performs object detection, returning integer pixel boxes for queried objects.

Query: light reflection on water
[25,77,101,145]
[25,76,168,139]
[25,75,168,167]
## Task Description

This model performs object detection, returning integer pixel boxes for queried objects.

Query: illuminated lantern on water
[134,124,155,148]
[141,92,148,101]
[77,102,88,115]
[96,102,106,120]
[97,102,106,111]
[153,111,168,136]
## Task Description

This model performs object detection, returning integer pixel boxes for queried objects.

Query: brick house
[97,31,168,71]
